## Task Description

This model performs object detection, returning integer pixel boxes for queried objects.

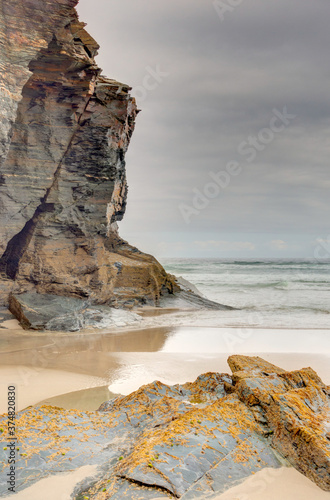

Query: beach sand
[6,465,98,500]
[0,325,329,411]
[0,366,106,413]
[211,467,330,500]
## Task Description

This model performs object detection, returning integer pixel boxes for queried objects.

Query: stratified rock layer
[0,0,178,308]
[0,356,329,498]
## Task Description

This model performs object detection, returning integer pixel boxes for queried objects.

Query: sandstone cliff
[0,0,179,309]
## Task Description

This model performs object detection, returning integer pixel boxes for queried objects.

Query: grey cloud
[78,0,330,256]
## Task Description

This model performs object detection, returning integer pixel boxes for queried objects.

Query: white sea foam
[95,308,142,329]
[151,258,330,329]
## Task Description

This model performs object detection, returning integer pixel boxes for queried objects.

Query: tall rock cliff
[0,0,178,309]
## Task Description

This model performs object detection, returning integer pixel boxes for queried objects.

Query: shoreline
[3,304,330,335]
[0,322,329,413]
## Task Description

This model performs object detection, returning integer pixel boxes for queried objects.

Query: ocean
[157,258,330,329]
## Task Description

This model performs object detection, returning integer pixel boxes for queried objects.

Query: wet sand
[0,366,106,413]
[36,385,117,411]
[0,325,329,411]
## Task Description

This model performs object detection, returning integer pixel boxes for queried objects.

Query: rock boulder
[0,356,329,498]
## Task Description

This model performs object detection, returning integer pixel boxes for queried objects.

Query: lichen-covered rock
[228,355,330,491]
[0,357,329,498]
[0,0,178,310]
[0,372,284,499]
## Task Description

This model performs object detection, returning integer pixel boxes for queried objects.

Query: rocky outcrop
[0,357,329,498]
[0,0,179,310]
[228,356,330,491]
[8,292,141,331]
[8,289,235,331]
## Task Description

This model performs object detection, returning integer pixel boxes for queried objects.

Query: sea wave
[274,305,330,315]
[232,260,330,266]
[160,258,330,329]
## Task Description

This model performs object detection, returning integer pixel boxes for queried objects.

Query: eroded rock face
[0,357,329,498]
[0,0,177,308]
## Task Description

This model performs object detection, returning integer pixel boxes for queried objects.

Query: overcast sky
[78,0,330,259]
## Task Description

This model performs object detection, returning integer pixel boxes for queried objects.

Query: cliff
[0,0,179,309]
